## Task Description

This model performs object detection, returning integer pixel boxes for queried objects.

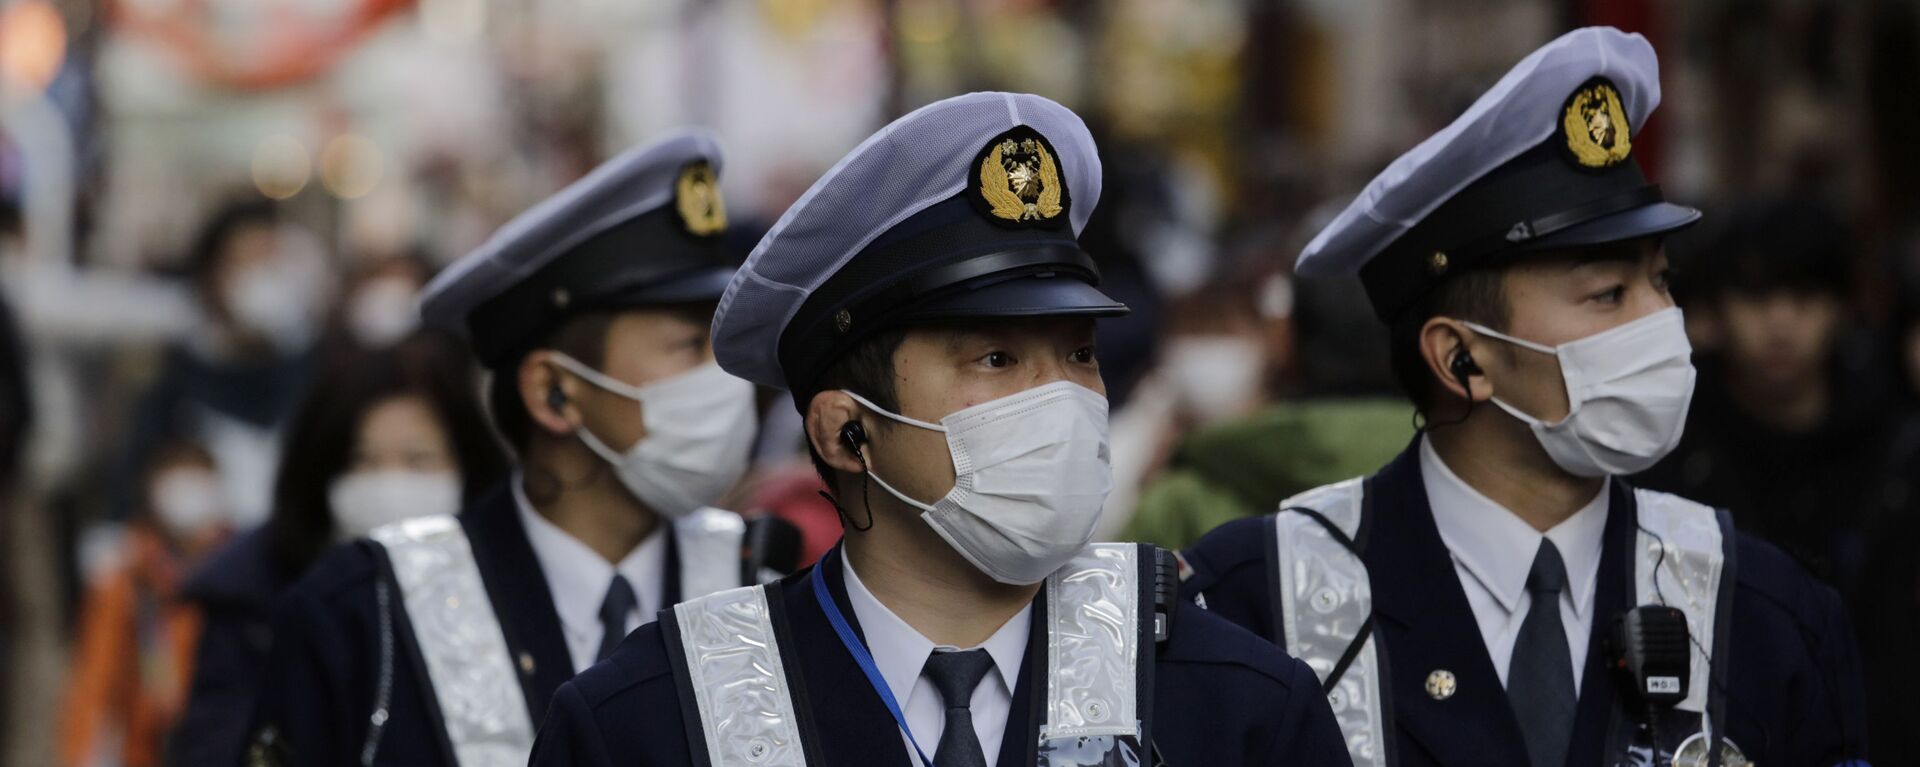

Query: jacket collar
[458,483,576,726]
[1363,439,1637,765]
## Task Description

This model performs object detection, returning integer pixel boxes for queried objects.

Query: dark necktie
[1508,539,1576,767]
[922,648,995,767]
[595,574,637,663]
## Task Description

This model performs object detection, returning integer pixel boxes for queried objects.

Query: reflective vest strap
[1272,478,1390,767]
[671,585,809,767]
[1630,489,1730,715]
[370,515,536,766]
[1038,542,1151,766]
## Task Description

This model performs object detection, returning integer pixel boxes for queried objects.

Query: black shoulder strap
[660,608,714,767]
[1137,543,1163,760]
[367,542,459,767]
[1707,509,1738,767]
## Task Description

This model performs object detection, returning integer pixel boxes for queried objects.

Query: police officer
[1181,28,1869,767]
[249,131,788,766]
[528,92,1350,766]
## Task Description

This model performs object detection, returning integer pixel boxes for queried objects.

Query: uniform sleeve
[1807,585,1871,763]
[1180,515,1279,644]
[1263,656,1353,767]
[529,682,615,767]
[252,588,354,767]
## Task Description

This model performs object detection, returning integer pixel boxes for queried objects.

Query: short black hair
[1686,197,1852,301]
[488,312,617,455]
[805,326,909,490]
[1387,266,1509,414]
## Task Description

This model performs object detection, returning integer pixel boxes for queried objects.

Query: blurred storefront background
[6,0,1920,763]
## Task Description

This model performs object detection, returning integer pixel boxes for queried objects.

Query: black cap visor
[1506,200,1701,255]
[898,270,1128,321]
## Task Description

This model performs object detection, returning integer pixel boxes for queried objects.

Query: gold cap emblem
[1425,669,1457,700]
[971,127,1069,226]
[1562,78,1633,169]
[675,161,727,236]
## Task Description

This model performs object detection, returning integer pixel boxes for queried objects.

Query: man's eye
[1655,269,1674,292]
[1069,347,1097,364]
[1593,285,1626,304]
[983,351,1013,368]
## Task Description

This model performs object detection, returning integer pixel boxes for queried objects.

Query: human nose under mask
[1459,306,1696,478]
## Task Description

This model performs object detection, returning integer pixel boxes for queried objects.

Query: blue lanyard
[810,554,939,767]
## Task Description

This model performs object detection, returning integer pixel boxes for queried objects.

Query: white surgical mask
[549,356,757,518]
[152,469,228,535]
[1463,307,1696,478]
[844,381,1113,586]
[329,469,463,539]
[1163,335,1264,422]
[345,277,421,348]
[225,260,321,353]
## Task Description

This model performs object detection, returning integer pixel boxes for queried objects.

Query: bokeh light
[251,135,312,200]
[319,133,384,199]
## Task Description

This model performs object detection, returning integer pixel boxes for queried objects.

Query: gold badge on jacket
[676,161,727,236]
[1562,78,1633,169]
[971,127,1070,226]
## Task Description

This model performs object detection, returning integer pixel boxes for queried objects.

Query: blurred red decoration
[108,0,414,90]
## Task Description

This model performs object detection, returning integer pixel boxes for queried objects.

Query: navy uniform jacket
[251,484,692,766]
[530,548,1353,766]
[1183,443,1870,767]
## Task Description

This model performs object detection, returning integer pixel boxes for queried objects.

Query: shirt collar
[513,474,668,635]
[1419,437,1609,618]
[841,550,1029,709]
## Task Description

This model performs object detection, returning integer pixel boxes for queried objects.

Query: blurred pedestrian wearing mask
[59,442,231,767]
[120,199,329,527]
[1119,271,1415,548]
[333,253,434,351]
[166,331,504,767]
[1635,197,1920,593]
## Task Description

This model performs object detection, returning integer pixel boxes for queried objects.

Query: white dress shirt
[843,552,1030,766]
[514,476,667,673]
[1419,438,1608,692]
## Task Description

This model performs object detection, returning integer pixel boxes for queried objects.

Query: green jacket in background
[1124,398,1416,549]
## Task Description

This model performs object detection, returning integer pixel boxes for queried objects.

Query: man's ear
[1419,317,1495,404]
[519,350,581,438]
[805,390,870,476]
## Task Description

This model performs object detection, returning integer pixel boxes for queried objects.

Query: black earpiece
[828,420,876,532]
[547,384,567,411]
[839,421,867,457]
[1449,351,1481,387]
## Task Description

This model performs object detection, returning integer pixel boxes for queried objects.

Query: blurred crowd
[5,0,1920,764]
